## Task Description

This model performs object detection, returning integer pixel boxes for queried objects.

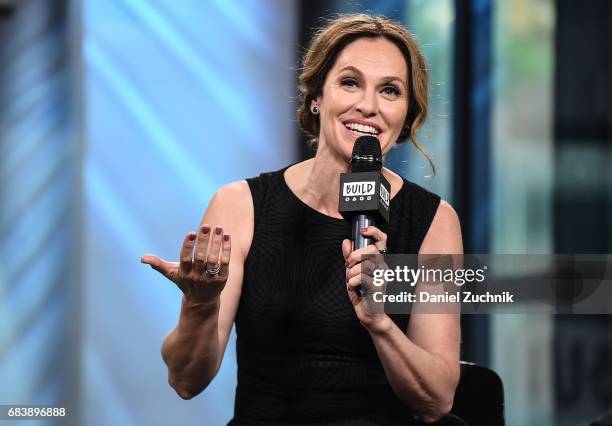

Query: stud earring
[310,104,320,115]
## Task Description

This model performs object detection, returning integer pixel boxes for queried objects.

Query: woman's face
[315,37,409,161]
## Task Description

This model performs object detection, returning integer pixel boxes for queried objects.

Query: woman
[141,14,464,425]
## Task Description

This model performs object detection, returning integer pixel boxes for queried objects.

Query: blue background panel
[83,1,297,425]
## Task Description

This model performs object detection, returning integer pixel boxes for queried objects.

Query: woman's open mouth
[343,122,382,140]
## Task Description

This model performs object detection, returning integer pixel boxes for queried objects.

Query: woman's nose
[355,90,378,117]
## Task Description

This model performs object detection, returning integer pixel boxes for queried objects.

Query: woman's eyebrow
[338,65,364,75]
[338,65,407,89]
[380,76,407,89]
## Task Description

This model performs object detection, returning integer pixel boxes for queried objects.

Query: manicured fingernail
[189,233,196,241]
[361,227,368,233]
[223,234,230,241]
[215,226,222,235]
[202,225,210,234]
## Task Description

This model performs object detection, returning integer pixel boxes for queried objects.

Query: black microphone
[339,136,391,295]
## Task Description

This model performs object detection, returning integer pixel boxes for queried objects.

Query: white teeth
[344,122,379,135]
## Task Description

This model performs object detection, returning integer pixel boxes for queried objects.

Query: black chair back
[451,361,505,426]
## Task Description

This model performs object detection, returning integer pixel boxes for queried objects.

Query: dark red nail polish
[215,226,222,235]
[202,225,210,234]
[188,233,196,241]
[223,234,230,241]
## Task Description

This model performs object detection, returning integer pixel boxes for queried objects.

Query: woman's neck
[284,143,403,219]
[299,144,349,218]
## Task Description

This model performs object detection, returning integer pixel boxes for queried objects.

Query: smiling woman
[298,14,435,174]
[142,13,465,426]
[313,37,409,160]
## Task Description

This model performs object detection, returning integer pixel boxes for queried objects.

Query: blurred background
[0,0,611,425]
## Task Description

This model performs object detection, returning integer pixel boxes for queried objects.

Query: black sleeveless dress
[229,166,441,426]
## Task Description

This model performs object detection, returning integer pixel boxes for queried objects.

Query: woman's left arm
[343,200,462,423]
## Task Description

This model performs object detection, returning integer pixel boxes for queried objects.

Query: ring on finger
[205,264,221,276]
[378,247,387,254]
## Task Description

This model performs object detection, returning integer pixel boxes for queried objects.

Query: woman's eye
[382,86,401,96]
[341,78,358,88]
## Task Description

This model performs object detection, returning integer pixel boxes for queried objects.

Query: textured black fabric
[230,166,441,425]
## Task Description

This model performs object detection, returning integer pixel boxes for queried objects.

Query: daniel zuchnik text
[372,291,515,303]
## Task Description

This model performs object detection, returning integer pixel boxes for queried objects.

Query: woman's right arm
[141,180,253,399]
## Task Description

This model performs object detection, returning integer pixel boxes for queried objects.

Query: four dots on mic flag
[346,196,373,202]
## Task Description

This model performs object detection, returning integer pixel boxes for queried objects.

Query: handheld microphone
[339,136,391,295]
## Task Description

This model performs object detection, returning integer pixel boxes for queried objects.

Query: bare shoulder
[419,200,463,254]
[210,180,252,207]
[203,180,253,258]
[431,200,461,234]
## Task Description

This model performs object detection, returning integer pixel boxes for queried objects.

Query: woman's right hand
[141,224,231,306]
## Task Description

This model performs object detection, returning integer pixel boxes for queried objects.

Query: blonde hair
[297,13,435,174]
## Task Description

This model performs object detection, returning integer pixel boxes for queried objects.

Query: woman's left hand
[342,226,389,332]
